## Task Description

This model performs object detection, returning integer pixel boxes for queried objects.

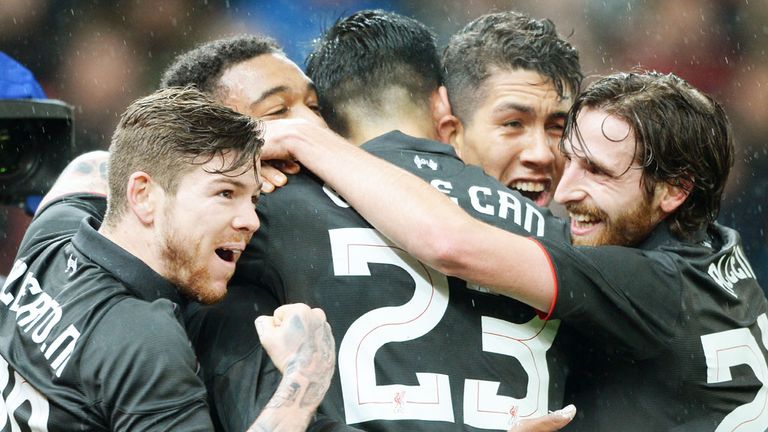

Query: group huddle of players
[1,8,766,432]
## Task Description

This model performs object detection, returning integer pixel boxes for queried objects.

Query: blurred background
[1,0,766,284]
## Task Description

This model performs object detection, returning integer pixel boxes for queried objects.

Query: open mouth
[215,248,236,263]
[569,212,600,229]
[509,180,549,204]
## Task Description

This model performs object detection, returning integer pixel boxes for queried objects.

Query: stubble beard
[570,198,659,247]
[159,221,223,305]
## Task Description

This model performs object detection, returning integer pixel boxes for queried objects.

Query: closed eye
[264,106,289,117]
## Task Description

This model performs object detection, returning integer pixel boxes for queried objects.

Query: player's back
[237,131,570,431]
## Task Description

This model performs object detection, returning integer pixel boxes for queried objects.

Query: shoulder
[21,194,107,251]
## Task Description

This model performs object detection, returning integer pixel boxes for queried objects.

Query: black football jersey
[0,194,213,431]
[233,131,571,431]
[542,222,768,431]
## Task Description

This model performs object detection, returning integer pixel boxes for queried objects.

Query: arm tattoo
[73,160,94,174]
[265,380,301,409]
[300,382,325,408]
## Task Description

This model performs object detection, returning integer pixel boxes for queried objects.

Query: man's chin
[179,280,228,305]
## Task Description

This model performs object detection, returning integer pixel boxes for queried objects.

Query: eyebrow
[250,85,290,109]
[249,82,319,108]
[211,176,256,190]
[493,102,533,115]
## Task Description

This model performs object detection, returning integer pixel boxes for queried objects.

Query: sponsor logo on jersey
[707,245,757,298]
[66,254,78,275]
[413,155,438,171]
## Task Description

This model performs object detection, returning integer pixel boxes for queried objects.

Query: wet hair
[104,86,263,226]
[563,71,734,239]
[443,11,583,122]
[160,34,282,98]
[305,9,442,136]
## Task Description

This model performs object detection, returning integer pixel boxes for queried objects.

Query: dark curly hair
[563,71,734,239]
[443,11,583,122]
[306,9,441,137]
[160,34,282,98]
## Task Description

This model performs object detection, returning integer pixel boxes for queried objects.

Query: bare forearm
[246,373,325,432]
[37,151,109,212]
[268,123,555,310]
[251,304,336,432]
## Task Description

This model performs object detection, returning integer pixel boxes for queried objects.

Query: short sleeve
[540,238,684,359]
[81,298,213,431]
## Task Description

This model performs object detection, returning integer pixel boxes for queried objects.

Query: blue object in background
[1,51,51,215]
[0,51,47,99]
[226,1,401,68]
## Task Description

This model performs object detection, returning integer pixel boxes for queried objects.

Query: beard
[568,198,659,247]
[158,206,225,305]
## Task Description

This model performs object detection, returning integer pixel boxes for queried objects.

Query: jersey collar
[361,130,459,158]
[72,217,187,306]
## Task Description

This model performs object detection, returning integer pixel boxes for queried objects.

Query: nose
[234,203,261,235]
[519,130,556,168]
[553,161,586,204]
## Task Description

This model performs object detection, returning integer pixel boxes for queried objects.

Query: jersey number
[701,313,768,431]
[330,228,558,429]
[0,354,50,431]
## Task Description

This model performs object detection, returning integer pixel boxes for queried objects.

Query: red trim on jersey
[530,238,558,320]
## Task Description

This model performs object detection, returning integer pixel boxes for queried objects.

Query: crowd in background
[1,0,766,284]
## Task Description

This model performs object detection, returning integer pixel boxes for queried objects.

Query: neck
[344,103,438,146]
[98,217,162,276]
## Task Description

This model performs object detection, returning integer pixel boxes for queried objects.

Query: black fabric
[185,283,282,432]
[228,131,571,431]
[542,222,768,431]
[0,193,213,431]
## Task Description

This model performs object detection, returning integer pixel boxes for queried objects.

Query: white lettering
[707,246,756,298]
[17,292,56,330]
[9,271,40,312]
[1,260,27,305]
[0,355,51,431]
[430,179,459,205]
[498,191,522,226]
[44,325,80,377]
[322,184,351,208]
[524,203,546,237]
[469,186,494,216]
[30,305,63,345]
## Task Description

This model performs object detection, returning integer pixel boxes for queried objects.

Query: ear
[431,86,467,155]
[126,171,159,225]
[657,179,691,214]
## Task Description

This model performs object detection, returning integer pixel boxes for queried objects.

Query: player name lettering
[707,245,756,298]
[430,179,546,236]
[323,180,546,236]
[1,260,81,377]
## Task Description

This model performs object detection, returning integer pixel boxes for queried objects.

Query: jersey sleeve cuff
[529,238,558,320]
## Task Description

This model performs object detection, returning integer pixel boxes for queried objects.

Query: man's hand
[259,160,301,193]
[248,304,336,432]
[260,118,348,163]
[256,303,334,377]
[508,405,576,432]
